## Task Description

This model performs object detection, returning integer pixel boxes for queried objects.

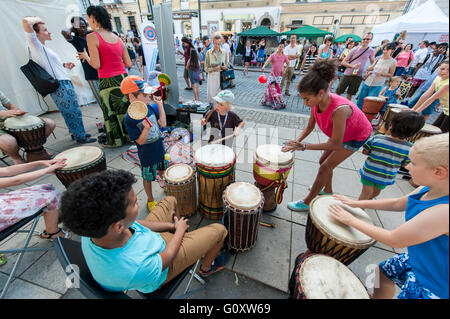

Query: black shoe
[71,133,91,140]
[184,87,193,90]
[76,137,97,144]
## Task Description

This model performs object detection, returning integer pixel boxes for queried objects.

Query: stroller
[260,80,286,110]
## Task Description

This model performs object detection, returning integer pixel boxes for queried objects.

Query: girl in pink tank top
[93,31,127,78]
[282,59,373,212]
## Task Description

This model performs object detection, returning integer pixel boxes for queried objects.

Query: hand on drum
[174,216,189,233]
[1,109,27,117]
[329,204,355,226]
[333,194,358,208]
[282,140,303,152]
[44,158,67,174]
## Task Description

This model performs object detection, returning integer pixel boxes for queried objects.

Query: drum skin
[3,116,46,149]
[163,164,197,217]
[405,124,442,143]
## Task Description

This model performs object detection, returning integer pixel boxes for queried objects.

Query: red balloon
[258,75,267,84]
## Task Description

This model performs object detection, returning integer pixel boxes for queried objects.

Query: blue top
[81,221,168,293]
[382,87,399,111]
[123,103,165,167]
[406,187,449,299]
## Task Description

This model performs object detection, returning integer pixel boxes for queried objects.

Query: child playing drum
[358,110,424,200]
[282,59,373,212]
[121,75,167,212]
[201,90,245,147]
[330,133,449,299]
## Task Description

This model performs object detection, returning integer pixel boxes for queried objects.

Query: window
[180,0,189,11]
[225,22,233,31]
[313,16,334,25]
[128,16,137,37]
[291,19,304,26]
[340,15,390,25]
[242,22,252,31]
[114,17,122,34]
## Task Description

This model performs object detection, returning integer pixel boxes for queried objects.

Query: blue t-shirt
[123,103,165,167]
[406,187,449,299]
[81,221,168,293]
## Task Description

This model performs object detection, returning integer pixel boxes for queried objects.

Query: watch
[301,143,308,151]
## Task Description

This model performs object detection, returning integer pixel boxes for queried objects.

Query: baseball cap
[202,35,210,42]
[120,75,154,95]
[213,90,234,104]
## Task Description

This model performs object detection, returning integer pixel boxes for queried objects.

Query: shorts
[244,55,252,64]
[360,176,388,190]
[336,75,363,96]
[342,137,369,152]
[141,160,168,182]
[379,253,441,299]
[188,69,201,84]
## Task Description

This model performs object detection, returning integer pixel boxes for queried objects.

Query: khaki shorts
[336,75,363,96]
[145,196,228,283]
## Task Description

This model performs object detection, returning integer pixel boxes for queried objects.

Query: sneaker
[147,200,157,212]
[287,200,309,212]
[199,251,231,278]
[76,137,97,144]
[71,133,91,140]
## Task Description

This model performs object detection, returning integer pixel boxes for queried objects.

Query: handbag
[20,47,59,97]
[339,47,370,74]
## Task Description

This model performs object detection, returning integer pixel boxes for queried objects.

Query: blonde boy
[330,133,449,299]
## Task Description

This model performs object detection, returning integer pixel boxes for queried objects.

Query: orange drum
[362,97,386,122]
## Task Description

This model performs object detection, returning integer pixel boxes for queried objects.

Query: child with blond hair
[330,133,449,299]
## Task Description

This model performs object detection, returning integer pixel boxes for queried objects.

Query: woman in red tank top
[85,5,132,147]
[282,59,372,211]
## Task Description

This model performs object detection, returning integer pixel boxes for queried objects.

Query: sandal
[39,228,71,240]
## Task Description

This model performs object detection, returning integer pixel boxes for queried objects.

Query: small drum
[292,253,370,299]
[223,182,264,252]
[362,96,386,122]
[253,144,294,211]
[163,164,197,217]
[306,195,376,265]
[406,124,442,143]
[54,146,107,187]
[195,144,236,220]
[378,104,410,134]
[3,115,50,162]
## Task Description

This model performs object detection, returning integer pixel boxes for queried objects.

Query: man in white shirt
[281,34,301,96]
[409,40,429,75]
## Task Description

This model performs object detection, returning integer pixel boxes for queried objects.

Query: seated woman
[0,158,70,238]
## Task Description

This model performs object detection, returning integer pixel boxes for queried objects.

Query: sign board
[140,21,159,78]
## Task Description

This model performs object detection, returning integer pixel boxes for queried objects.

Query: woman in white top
[243,40,253,76]
[21,16,95,143]
[356,42,397,110]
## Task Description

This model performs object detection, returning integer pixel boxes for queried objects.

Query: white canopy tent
[0,0,94,115]
[371,0,449,47]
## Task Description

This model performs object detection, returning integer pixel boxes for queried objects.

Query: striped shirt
[360,135,412,186]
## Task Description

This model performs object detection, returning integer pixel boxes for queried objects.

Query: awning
[334,34,362,42]
[237,25,280,37]
[281,25,331,37]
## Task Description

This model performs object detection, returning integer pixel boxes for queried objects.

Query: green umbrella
[334,34,362,43]
[237,25,280,37]
[281,25,332,37]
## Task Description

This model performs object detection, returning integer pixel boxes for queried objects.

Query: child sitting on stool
[269,81,284,104]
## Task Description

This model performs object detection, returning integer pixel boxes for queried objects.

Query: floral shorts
[0,184,61,232]
[379,253,441,299]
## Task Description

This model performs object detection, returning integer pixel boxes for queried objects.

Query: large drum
[362,96,386,122]
[253,144,294,211]
[292,253,370,299]
[54,146,106,187]
[195,144,236,220]
[378,104,410,134]
[306,195,376,265]
[223,182,264,252]
[3,115,50,162]
[163,164,197,217]
[406,123,442,143]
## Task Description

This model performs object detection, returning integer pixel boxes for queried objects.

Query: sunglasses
[362,38,372,41]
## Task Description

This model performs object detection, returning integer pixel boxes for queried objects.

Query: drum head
[255,144,293,168]
[309,195,375,248]
[224,182,262,210]
[421,124,442,134]
[55,146,103,170]
[164,164,194,184]
[195,144,235,168]
[364,96,385,102]
[127,101,148,120]
[388,104,409,110]
[3,115,44,129]
[299,255,369,299]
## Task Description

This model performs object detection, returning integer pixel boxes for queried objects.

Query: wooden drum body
[54,146,107,187]
[195,144,236,220]
[406,124,442,143]
[378,104,410,134]
[362,96,386,122]
[223,182,264,252]
[253,144,294,211]
[306,196,376,265]
[163,164,197,217]
[292,253,370,299]
[3,115,49,162]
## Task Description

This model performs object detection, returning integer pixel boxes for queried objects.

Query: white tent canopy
[371,0,449,47]
[0,0,94,115]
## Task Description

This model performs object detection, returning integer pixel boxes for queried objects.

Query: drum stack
[3,115,51,162]
[362,97,386,123]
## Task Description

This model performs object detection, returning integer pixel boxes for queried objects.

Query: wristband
[302,143,308,151]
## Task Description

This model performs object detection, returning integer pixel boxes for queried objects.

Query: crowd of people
[0,6,448,300]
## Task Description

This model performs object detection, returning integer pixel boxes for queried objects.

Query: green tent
[237,25,280,37]
[335,34,362,43]
[281,25,331,37]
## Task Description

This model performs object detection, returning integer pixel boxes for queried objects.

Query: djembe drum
[223,182,264,252]
[406,123,442,143]
[54,146,106,187]
[195,144,236,220]
[362,96,386,122]
[3,115,50,162]
[292,253,370,299]
[378,104,410,134]
[306,195,376,265]
[253,144,294,212]
[163,164,197,217]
